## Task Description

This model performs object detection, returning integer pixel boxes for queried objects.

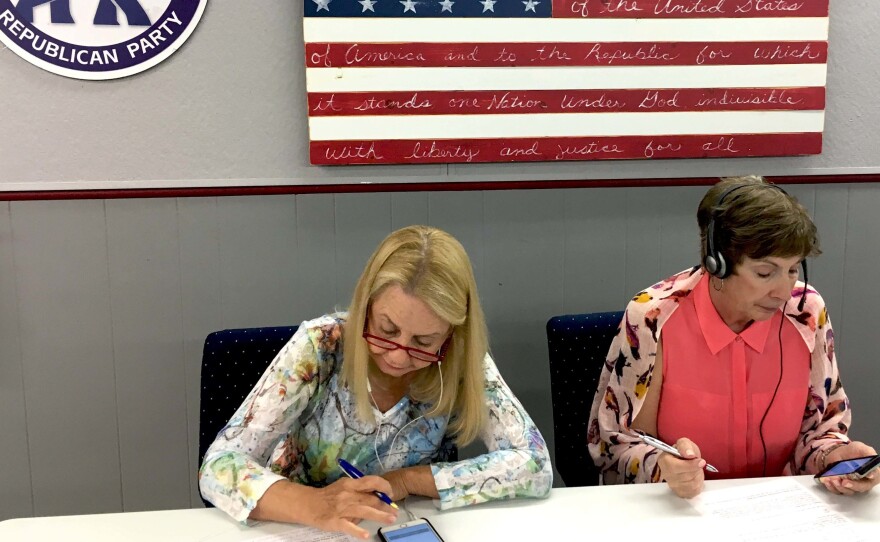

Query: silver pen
[636,432,719,473]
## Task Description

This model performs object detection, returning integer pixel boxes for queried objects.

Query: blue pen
[337,458,399,509]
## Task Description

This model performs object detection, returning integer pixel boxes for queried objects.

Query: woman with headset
[200,225,552,538]
[588,176,878,498]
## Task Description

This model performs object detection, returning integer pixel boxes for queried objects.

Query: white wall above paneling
[1,1,879,191]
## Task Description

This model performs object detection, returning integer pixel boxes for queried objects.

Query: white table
[1,476,877,541]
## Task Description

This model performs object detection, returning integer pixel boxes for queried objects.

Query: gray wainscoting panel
[624,187,666,294]
[0,202,33,521]
[177,197,223,507]
[334,194,393,308]
[811,186,850,328]
[427,191,486,291]
[216,196,299,328]
[482,189,567,383]
[784,182,819,307]
[481,189,567,479]
[391,193,430,231]
[656,185,703,279]
[839,186,880,446]
[295,194,339,318]
[10,200,122,516]
[106,199,190,511]
[3,183,880,517]
[562,187,629,314]
[785,185,816,216]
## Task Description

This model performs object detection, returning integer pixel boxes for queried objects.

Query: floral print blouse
[587,267,851,485]
[199,314,552,522]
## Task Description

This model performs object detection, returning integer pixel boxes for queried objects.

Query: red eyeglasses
[362,329,451,363]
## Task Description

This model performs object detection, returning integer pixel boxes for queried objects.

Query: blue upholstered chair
[546,311,624,487]
[198,325,298,506]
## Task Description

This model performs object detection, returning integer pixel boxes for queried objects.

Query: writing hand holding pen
[338,458,399,509]
[636,433,719,473]
[636,433,716,499]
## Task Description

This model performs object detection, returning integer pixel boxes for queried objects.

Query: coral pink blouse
[658,273,810,478]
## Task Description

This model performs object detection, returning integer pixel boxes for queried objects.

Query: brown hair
[698,175,821,270]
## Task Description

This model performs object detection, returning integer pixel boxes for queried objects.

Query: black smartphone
[815,454,880,480]
[377,518,444,542]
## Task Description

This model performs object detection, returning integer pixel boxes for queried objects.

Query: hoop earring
[713,277,724,292]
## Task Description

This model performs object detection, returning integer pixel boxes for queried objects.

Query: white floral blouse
[199,314,552,523]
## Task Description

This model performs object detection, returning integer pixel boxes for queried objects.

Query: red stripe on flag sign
[308,87,825,116]
[310,133,822,165]
[305,42,827,68]
[551,0,829,19]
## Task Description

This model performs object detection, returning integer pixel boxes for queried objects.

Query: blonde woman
[200,226,552,538]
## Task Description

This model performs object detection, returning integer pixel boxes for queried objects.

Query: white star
[359,0,376,11]
[313,0,331,11]
[400,0,417,12]
[479,0,496,12]
[438,0,454,12]
[522,0,540,12]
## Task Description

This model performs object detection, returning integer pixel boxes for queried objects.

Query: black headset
[703,183,809,311]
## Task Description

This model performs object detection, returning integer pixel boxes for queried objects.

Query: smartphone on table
[377,518,444,542]
[815,454,880,480]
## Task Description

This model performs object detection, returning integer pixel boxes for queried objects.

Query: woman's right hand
[308,476,399,539]
[658,437,706,499]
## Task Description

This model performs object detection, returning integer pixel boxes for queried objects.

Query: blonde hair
[341,225,488,446]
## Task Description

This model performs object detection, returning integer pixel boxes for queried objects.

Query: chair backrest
[546,311,624,487]
[198,325,298,505]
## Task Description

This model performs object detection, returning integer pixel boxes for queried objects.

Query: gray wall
[1,1,880,191]
[2,0,880,522]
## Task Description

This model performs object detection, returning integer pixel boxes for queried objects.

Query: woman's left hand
[818,441,879,495]
[381,469,411,501]
[381,465,438,501]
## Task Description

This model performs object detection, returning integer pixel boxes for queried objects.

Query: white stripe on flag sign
[303,18,830,43]
[308,111,826,140]
[305,65,828,92]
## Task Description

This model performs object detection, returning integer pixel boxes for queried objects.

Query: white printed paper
[243,525,359,542]
[690,478,866,541]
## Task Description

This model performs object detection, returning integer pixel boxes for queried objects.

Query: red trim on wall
[2,174,879,201]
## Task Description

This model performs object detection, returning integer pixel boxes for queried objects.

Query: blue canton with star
[305,0,550,16]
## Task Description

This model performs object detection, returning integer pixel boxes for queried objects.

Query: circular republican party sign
[0,0,207,80]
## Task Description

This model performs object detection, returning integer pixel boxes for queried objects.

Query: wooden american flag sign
[303,0,828,165]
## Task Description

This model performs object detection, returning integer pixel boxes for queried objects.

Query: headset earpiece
[704,219,723,277]
[797,259,809,312]
[704,187,742,279]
